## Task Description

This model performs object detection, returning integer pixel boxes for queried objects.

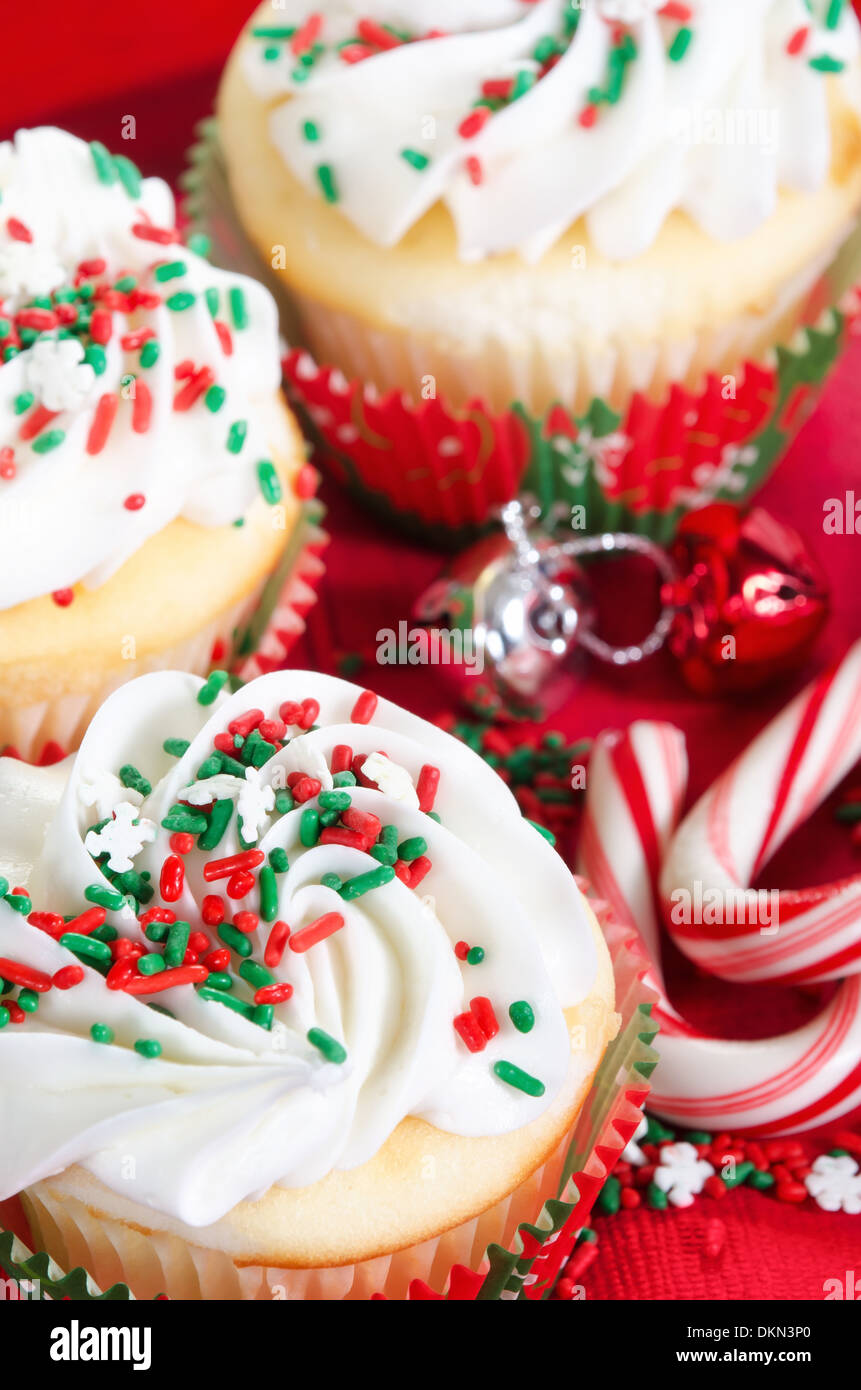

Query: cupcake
[0,668,617,1300]
[0,127,323,762]
[202,0,861,540]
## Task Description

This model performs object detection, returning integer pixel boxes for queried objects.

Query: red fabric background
[4,0,861,1300]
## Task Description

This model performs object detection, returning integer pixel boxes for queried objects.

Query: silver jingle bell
[414,499,679,707]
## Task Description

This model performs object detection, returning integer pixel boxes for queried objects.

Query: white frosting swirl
[0,128,288,609]
[242,0,861,262]
[0,670,597,1226]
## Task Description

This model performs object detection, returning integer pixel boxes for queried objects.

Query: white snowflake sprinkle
[653,1141,714,1208]
[84,802,156,873]
[78,771,142,821]
[804,1155,861,1215]
[27,336,96,411]
[0,241,65,302]
[361,753,419,808]
[237,767,276,843]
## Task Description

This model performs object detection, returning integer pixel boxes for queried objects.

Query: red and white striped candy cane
[578,642,861,1135]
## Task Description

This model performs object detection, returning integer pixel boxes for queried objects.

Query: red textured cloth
[4,0,861,1300]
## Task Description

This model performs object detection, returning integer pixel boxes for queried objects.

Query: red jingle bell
[666,503,830,696]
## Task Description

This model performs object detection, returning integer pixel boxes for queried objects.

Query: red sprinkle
[465,155,484,186]
[204,850,265,882]
[86,393,119,455]
[289,912,345,953]
[106,959,136,990]
[454,1010,486,1052]
[294,463,318,499]
[123,964,208,995]
[341,807,382,840]
[454,941,470,961]
[131,222,178,244]
[356,17,401,49]
[293,776,322,804]
[28,911,66,939]
[174,365,216,412]
[299,699,320,730]
[291,11,323,55]
[64,906,107,937]
[319,827,370,851]
[470,996,499,1041]
[124,493,146,511]
[458,107,492,140]
[0,958,52,993]
[228,709,264,739]
[202,894,226,926]
[203,948,230,972]
[89,308,113,345]
[255,981,294,1005]
[170,832,195,855]
[786,24,810,56]
[233,910,259,934]
[214,320,233,356]
[331,744,353,774]
[132,379,153,433]
[416,765,440,814]
[140,906,176,929]
[7,217,32,243]
[226,869,255,899]
[351,689,378,724]
[160,855,185,903]
[52,965,85,991]
[19,405,59,442]
[264,920,291,968]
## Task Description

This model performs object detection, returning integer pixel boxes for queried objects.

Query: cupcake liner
[185,120,861,545]
[0,502,327,764]
[5,904,658,1302]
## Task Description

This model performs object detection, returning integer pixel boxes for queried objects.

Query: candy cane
[578,642,861,1135]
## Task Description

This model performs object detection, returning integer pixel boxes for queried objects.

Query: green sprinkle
[17,989,39,1014]
[258,865,279,923]
[205,973,233,991]
[300,808,321,847]
[204,287,220,317]
[166,291,196,311]
[84,882,125,911]
[647,1182,669,1211]
[161,810,208,834]
[668,26,693,62]
[253,1004,274,1030]
[509,1000,535,1034]
[257,459,282,505]
[91,923,118,944]
[32,430,65,454]
[137,953,166,976]
[321,872,342,891]
[316,163,339,203]
[302,119,321,142]
[274,791,295,815]
[307,1027,347,1064]
[198,669,229,705]
[401,148,430,171]
[90,1023,114,1044]
[339,865,395,901]
[227,419,247,454]
[527,819,556,846]
[134,1038,162,1059]
[747,1169,776,1191]
[493,1060,545,1098]
[113,274,137,293]
[205,384,226,413]
[163,737,190,758]
[89,140,117,185]
[119,764,152,797]
[723,1160,755,1190]
[197,986,255,1019]
[154,260,187,282]
[251,25,297,38]
[397,836,426,863]
[0,1007,8,1029]
[319,790,351,812]
[196,753,222,780]
[466,946,485,966]
[228,286,248,330]
[597,1175,621,1215]
[187,232,211,257]
[826,0,846,29]
[0,318,10,337]
[809,54,845,72]
[333,771,356,788]
[60,933,110,963]
[0,877,8,898]
[14,391,34,415]
[84,343,108,376]
[218,923,253,958]
[113,155,142,198]
[269,847,289,873]
[164,921,190,969]
[239,958,275,990]
[199,798,234,851]
[145,920,169,944]
[511,68,536,101]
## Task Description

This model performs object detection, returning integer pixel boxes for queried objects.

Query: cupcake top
[0,127,288,611]
[242,0,861,262]
[0,670,598,1226]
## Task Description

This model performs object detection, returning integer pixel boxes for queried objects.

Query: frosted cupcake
[0,127,322,761]
[204,0,861,538]
[0,669,616,1300]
